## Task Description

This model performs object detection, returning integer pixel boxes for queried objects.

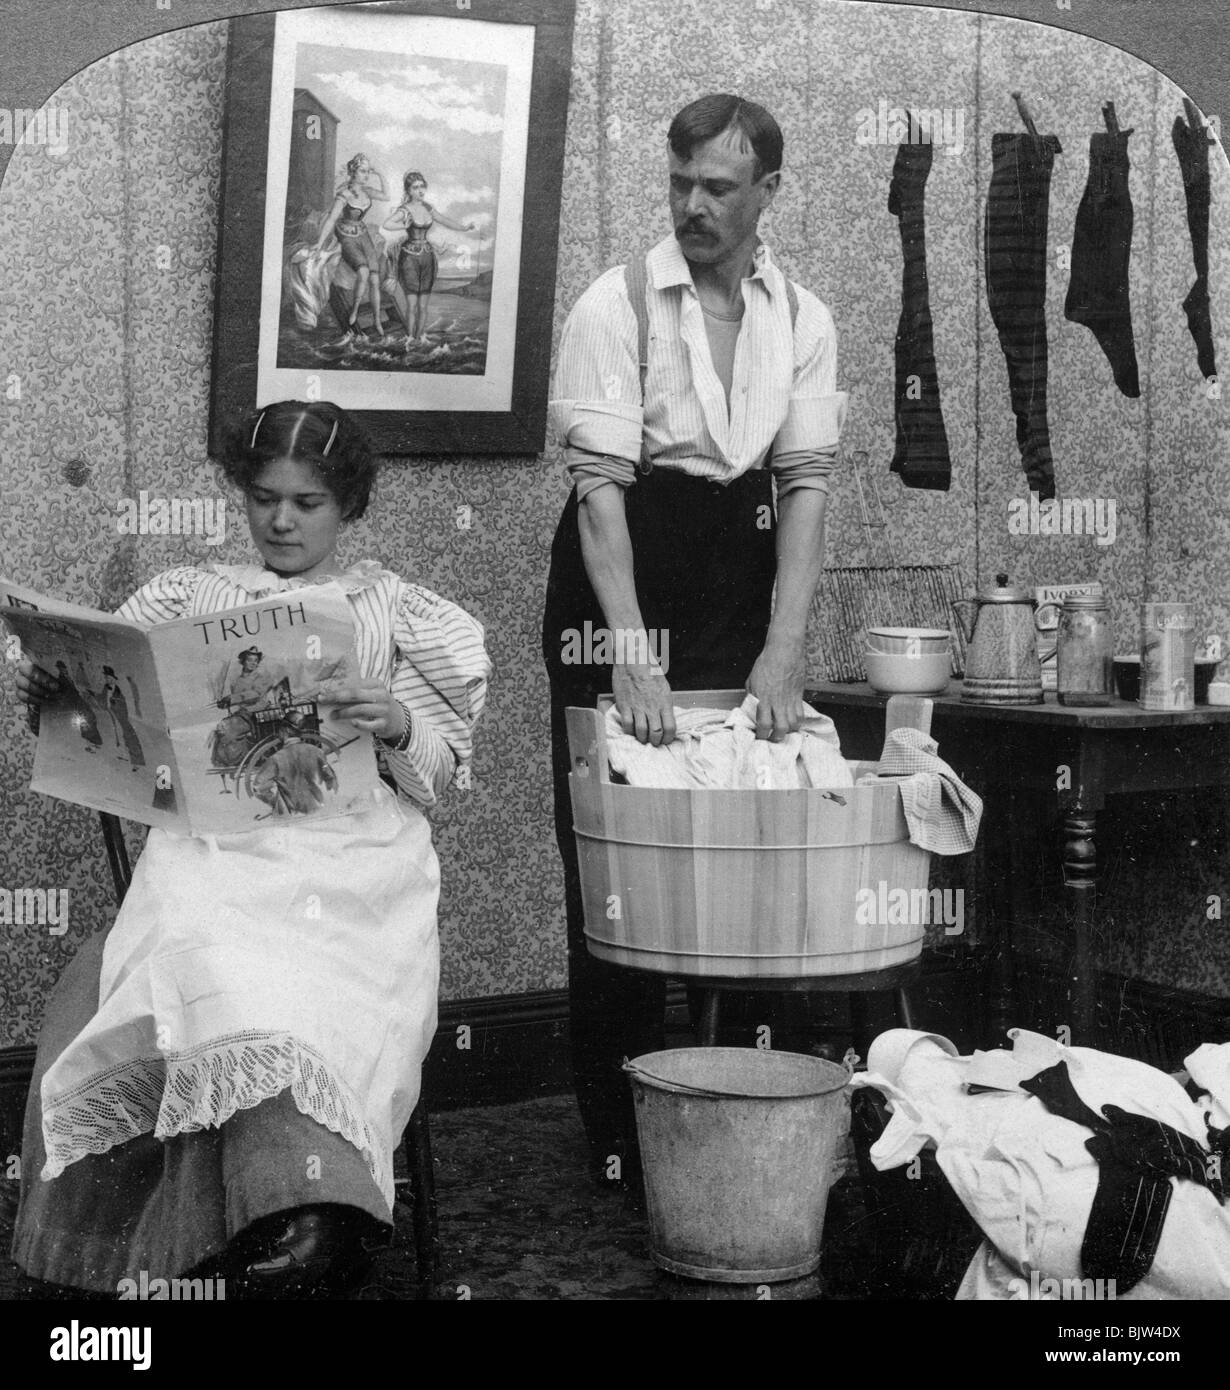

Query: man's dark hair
[667,94,783,182]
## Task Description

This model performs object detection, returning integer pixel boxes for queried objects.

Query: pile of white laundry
[852,1028,1230,1300]
[603,696,983,856]
[603,695,854,791]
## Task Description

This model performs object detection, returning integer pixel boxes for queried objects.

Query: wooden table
[805,681,1230,1044]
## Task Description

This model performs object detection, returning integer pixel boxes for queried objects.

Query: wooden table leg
[1062,807,1098,1044]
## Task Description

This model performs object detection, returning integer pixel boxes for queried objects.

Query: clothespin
[1010,90,1039,137]
[905,108,929,147]
[1102,101,1133,140]
[1180,95,1216,145]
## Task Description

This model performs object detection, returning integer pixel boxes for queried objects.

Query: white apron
[38,787,438,1212]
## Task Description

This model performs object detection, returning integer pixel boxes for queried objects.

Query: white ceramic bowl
[865,626,952,655]
[864,648,952,694]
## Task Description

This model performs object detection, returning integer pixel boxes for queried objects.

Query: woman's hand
[15,656,58,712]
[320,677,403,740]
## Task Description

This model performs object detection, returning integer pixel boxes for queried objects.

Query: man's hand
[747,640,806,740]
[612,663,676,746]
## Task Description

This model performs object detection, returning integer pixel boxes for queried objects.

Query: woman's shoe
[231,1205,371,1299]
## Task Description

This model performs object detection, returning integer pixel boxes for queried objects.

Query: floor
[0,1090,977,1302]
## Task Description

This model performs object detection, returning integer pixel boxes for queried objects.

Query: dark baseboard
[428,983,693,1110]
[0,1048,35,1169]
[3,967,1227,1159]
[1013,960,1230,1071]
[428,988,574,1111]
[0,985,694,1157]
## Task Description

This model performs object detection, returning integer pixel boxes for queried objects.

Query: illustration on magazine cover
[1,577,378,834]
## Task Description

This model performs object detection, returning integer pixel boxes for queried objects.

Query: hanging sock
[888,115,951,490]
[1065,117,1141,398]
[1172,98,1218,380]
[985,130,1063,501]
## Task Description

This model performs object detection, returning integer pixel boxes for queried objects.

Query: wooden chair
[97,811,439,1300]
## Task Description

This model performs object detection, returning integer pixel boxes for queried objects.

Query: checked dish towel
[861,725,983,855]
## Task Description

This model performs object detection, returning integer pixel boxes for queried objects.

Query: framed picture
[210,0,575,456]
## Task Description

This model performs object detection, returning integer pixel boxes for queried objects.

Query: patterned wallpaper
[1,1,1229,1044]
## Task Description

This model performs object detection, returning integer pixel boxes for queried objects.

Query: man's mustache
[676,220,712,237]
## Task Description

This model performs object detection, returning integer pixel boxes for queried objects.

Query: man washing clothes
[542,93,849,1183]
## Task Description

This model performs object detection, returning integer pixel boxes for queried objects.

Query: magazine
[1,577,380,833]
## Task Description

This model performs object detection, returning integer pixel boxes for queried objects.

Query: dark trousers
[985,131,1063,501]
[889,132,951,491]
[542,467,776,1170]
[1065,130,1141,398]
[1172,108,1217,380]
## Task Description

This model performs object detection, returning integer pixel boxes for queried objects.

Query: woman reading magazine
[11,400,491,1297]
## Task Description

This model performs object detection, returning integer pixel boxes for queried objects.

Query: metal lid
[978,572,1033,604]
[1061,593,1109,610]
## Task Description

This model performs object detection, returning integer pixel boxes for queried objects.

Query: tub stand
[693,964,919,1057]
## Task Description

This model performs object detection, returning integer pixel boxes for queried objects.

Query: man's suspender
[622,250,801,394]
[624,252,652,391]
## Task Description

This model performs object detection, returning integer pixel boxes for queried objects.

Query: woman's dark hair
[218,401,379,522]
[667,94,783,182]
[403,170,427,195]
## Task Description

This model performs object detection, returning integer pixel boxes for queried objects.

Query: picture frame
[210,0,575,457]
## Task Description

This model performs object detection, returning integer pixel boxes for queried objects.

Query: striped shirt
[116,562,491,811]
[549,235,848,497]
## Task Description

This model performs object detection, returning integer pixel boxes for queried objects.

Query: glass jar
[1057,595,1114,706]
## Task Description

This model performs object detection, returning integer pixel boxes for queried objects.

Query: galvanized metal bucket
[625,1047,851,1284]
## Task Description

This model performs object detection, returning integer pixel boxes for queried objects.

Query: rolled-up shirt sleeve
[567,449,638,501]
[771,290,849,460]
[549,267,644,470]
[772,446,840,499]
